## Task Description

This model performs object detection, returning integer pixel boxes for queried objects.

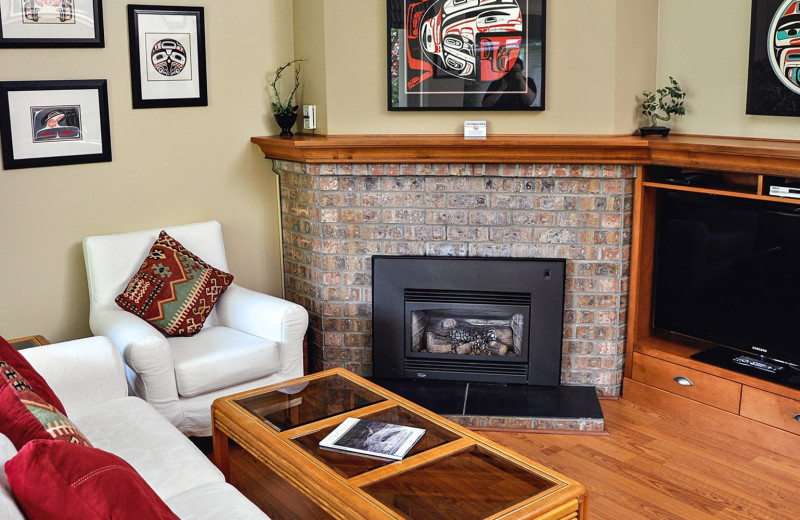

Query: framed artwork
[388,0,546,111]
[0,79,112,170]
[0,0,104,47]
[747,0,800,116]
[127,4,207,109]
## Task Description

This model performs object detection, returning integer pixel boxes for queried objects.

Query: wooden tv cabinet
[624,161,800,456]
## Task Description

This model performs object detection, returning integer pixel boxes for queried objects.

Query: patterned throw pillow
[0,335,65,414]
[115,230,234,337]
[0,361,92,451]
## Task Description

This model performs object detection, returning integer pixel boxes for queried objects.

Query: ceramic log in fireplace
[372,256,565,386]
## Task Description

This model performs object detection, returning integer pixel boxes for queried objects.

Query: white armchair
[82,221,308,437]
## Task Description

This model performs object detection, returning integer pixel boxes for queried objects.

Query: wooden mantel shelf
[251,133,800,176]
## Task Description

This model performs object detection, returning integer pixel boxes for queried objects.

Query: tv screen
[652,190,800,369]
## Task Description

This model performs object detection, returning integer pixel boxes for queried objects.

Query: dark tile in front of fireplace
[369,378,604,428]
[369,378,467,415]
[465,384,603,420]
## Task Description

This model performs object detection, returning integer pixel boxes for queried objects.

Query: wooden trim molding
[251,133,800,175]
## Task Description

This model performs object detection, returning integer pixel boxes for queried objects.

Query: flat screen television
[652,189,800,380]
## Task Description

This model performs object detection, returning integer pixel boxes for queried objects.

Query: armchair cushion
[5,439,179,520]
[170,326,280,397]
[115,230,234,337]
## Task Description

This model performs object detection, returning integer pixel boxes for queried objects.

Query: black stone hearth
[370,378,605,432]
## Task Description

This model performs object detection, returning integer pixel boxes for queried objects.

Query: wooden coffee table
[212,368,587,520]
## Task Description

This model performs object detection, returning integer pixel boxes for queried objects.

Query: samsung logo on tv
[752,346,768,354]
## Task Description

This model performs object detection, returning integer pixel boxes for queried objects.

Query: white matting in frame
[8,88,103,160]
[0,0,103,47]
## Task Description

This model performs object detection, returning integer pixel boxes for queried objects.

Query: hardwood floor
[484,398,800,520]
[215,397,799,519]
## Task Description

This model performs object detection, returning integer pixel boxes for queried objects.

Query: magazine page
[320,417,426,460]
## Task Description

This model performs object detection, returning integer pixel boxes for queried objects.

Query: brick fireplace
[271,156,634,398]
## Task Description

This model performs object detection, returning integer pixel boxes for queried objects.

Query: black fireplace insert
[372,256,566,386]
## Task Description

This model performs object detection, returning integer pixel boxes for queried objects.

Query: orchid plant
[270,59,303,116]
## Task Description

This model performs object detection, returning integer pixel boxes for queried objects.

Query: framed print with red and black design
[127,5,207,109]
[0,79,112,170]
[0,0,104,48]
[388,0,545,111]
[747,0,800,116]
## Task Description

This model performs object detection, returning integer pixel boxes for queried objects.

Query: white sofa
[0,337,269,520]
[83,220,308,437]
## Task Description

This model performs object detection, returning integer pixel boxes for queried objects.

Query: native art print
[389,0,545,110]
[0,0,103,46]
[0,79,111,170]
[146,35,191,81]
[31,105,82,143]
[747,0,800,115]
[22,0,74,24]
[127,5,207,109]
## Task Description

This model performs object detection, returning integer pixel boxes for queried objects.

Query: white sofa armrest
[20,337,127,416]
[89,306,183,429]
[216,284,308,376]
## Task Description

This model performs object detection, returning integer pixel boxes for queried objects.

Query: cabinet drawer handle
[673,376,694,386]
[793,414,800,423]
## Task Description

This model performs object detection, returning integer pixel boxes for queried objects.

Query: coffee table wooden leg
[212,426,231,483]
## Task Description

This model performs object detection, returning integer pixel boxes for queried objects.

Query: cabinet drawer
[740,386,800,435]
[631,353,742,413]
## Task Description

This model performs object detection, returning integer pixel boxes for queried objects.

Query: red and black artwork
[389,0,545,110]
[150,38,188,78]
[747,0,800,116]
[31,105,82,142]
[22,0,74,24]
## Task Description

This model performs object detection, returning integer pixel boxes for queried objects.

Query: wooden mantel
[251,133,800,176]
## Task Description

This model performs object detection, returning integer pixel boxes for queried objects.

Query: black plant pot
[638,125,671,137]
[274,112,298,137]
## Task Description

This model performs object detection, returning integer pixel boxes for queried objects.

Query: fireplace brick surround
[254,133,800,437]
[272,158,634,398]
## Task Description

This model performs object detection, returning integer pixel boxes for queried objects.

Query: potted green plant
[270,59,303,136]
[639,76,686,137]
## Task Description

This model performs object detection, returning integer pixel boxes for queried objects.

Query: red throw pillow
[0,335,64,414]
[0,365,91,451]
[5,439,179,520]
[115,230,234,337]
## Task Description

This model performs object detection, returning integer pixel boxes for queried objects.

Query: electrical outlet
[303,105,316,130]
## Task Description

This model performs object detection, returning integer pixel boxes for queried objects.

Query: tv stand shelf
[625,162,800,457]
[642,166,800,204]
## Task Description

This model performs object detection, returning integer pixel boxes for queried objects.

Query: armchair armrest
[20,337,127,416]
[88,306,183,428]
[216,284,309,376]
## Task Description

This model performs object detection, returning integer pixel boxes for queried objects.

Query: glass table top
[235,374,387,431]
[362,445,557,520]
[291,405,461,479]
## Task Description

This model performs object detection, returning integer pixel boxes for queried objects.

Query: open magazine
[319,418,426,461]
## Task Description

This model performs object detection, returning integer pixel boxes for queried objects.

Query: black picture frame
[127,4,207,109]
[746,0,800,116]
[0,79,112,170]
[388,0,546,111]
[0,0,104,48]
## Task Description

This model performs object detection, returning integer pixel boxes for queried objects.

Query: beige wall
[292,0,328,132]
[0,1,295,341]
[4,0,798,344]
[657,0,800,138]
